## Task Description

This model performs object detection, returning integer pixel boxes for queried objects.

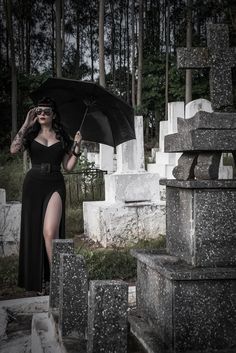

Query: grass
[0,236,165,299]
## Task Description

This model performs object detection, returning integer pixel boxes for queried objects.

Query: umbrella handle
[79,106,89,132]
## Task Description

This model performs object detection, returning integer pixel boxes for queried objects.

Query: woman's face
[35,106,54,126]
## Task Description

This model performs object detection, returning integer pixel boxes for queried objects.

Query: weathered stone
[131,249,236,353]
[0,199,21,256]
[177,111,236,132]
[58,254,88,338]
[83,201,166,247]
[185,98,213,119]
[49,239,74,311]
[159,179,236,188]
[194,152,221,179]
[87,280,128,353]
[165,129,236,152]
[99,144,114,173]
[172,152,197,180]
[116,115,144,172]
[0,189,6,204]
[177,24,236,111]
[162,182,236,267]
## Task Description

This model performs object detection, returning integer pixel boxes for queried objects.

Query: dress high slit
[18,140,66,292]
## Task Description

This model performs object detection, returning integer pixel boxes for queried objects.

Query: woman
[10,97,82,293]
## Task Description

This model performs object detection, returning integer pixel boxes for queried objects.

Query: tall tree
[6,0,17,139]
[55,0,62,77]
[131,0,136,107]
[137,0,143,108]
[165,0,170,120]
[185,0,192,104]
[99,0,105,87]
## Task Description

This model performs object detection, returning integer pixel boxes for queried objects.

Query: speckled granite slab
[131,249,236,353]
[163,184,236,267]
[87,280,128,353]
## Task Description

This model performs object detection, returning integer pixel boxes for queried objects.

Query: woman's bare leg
[43,192,62,263]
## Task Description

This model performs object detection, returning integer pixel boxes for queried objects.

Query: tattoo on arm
[11,126,28,151]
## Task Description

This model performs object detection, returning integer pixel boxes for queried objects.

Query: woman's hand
[73,130,82,144]
[24,108,38,128]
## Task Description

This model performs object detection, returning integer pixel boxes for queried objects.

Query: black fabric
[18,140,66,292]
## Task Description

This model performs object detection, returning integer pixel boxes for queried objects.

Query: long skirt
[18,169,66,292]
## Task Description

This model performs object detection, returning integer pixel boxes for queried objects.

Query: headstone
[159,121,168,153]
[116,115,145,173]
[185,98,213,119]
[49,239,74,312]
[147,102,184,179]
[129,24,236,353]
[168,101,185,134]
[58,254,88,338]
[99,144,114,173]
[83,116,166,247]
[87,280,128,353]
[0,189,21,256]
[0,189,6,204]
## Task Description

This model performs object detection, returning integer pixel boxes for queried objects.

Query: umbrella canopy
[30,77,135,147]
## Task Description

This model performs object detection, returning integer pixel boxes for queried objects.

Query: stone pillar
[99,144,114,173]
[49,239,74,312]
[168,101,185,134]
[159,121,168,152]
[87,280,128,353]
[0,189,6,204]
[116,115,144,173]
[58,254,88,338]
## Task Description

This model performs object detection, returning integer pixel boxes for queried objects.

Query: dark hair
[23,97,73,153]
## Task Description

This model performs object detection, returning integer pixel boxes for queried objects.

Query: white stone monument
[83,116,166,247]
[99,144,114,173]
[185,98,213,118]
[147,102,184,179]
[0,189,21,256]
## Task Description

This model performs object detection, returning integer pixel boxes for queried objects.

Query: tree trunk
[25,0,31,74]
[126,0,130,102]
[55,0,62,77]
[165,0,169,120]
[131,0,136,107]
[6,0,17,139]
[89,6,94,81]
[185,0,192,104]
[51,1,55,76]
[110,1,116,88]
[137,0,143,108]
[99,0,105,87]
[75,5,80,78]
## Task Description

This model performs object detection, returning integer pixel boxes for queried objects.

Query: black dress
[18,140,67,292]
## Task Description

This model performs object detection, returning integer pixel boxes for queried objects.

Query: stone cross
[177,24,236,111]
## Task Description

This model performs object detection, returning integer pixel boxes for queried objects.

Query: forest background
[1,0,236,152]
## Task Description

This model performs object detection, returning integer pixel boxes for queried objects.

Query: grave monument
[129,24,236,353]
[83,116,166,247]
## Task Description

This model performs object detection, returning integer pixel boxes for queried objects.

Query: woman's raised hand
[24,108,38,128]
[74,130,82,144]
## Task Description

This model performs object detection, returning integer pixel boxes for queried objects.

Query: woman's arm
[62,131,82,172]
[10,108,37,154]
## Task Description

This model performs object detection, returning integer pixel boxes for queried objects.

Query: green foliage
[0,255,25,297]
[76,236,166,281]
[0,151,24,201]
[0,237,166,298]
[66,206,84,237]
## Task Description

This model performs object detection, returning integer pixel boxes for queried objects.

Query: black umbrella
[30,77,135,147]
